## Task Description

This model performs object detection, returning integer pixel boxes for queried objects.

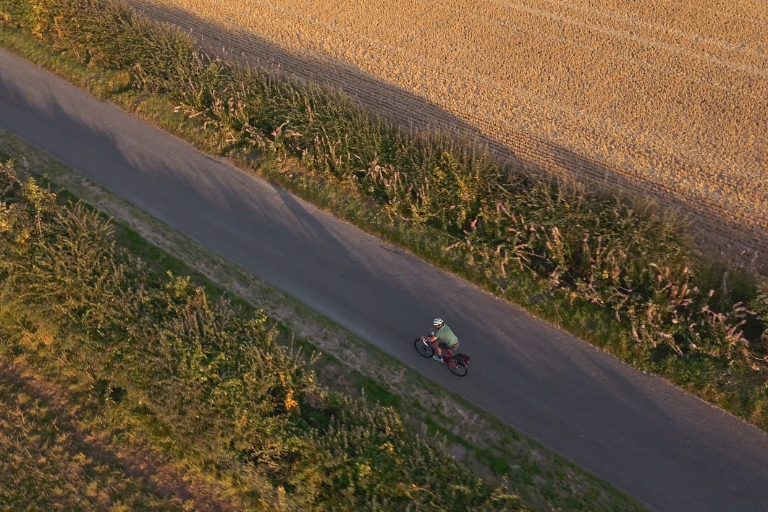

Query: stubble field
[130,0,768,261]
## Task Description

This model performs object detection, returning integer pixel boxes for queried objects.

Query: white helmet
[433,318,444,328]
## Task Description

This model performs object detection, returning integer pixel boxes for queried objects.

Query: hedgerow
[1,0,767,428]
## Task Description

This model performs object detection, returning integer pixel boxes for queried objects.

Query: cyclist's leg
[431,340,443,360]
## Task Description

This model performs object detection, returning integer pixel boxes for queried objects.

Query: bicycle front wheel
[414,338,434,358]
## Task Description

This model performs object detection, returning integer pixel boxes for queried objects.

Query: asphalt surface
[3,48,768,511]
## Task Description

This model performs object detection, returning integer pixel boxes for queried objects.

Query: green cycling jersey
[435,324,458,347]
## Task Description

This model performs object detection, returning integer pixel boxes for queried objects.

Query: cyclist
[427,318,459,362]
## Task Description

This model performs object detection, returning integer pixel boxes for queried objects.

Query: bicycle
[414,336,470,377]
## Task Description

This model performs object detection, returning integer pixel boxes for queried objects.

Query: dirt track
[129,0,768,270]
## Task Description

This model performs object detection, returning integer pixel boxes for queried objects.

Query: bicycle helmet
[433,318,444,328]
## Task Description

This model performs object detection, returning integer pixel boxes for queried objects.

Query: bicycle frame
[424,337,455,362]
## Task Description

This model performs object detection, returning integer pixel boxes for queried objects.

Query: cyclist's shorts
[438,341,459,351]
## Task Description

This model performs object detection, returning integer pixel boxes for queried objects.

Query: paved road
[3,49,768,511]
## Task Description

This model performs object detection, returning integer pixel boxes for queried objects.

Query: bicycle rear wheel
[448,360,468,377]
[414,338,434,358]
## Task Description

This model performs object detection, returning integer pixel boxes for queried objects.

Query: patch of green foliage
[1,0,767,431]
[357,373,402,408]
[0,159,523,509]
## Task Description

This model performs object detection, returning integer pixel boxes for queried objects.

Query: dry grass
[130,0,768,255]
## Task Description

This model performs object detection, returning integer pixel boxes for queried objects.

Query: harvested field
[130,0,768,265]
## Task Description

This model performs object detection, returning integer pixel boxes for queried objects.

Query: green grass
[356,373,402,408]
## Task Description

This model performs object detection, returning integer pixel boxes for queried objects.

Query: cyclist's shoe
[433,355,443,362]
